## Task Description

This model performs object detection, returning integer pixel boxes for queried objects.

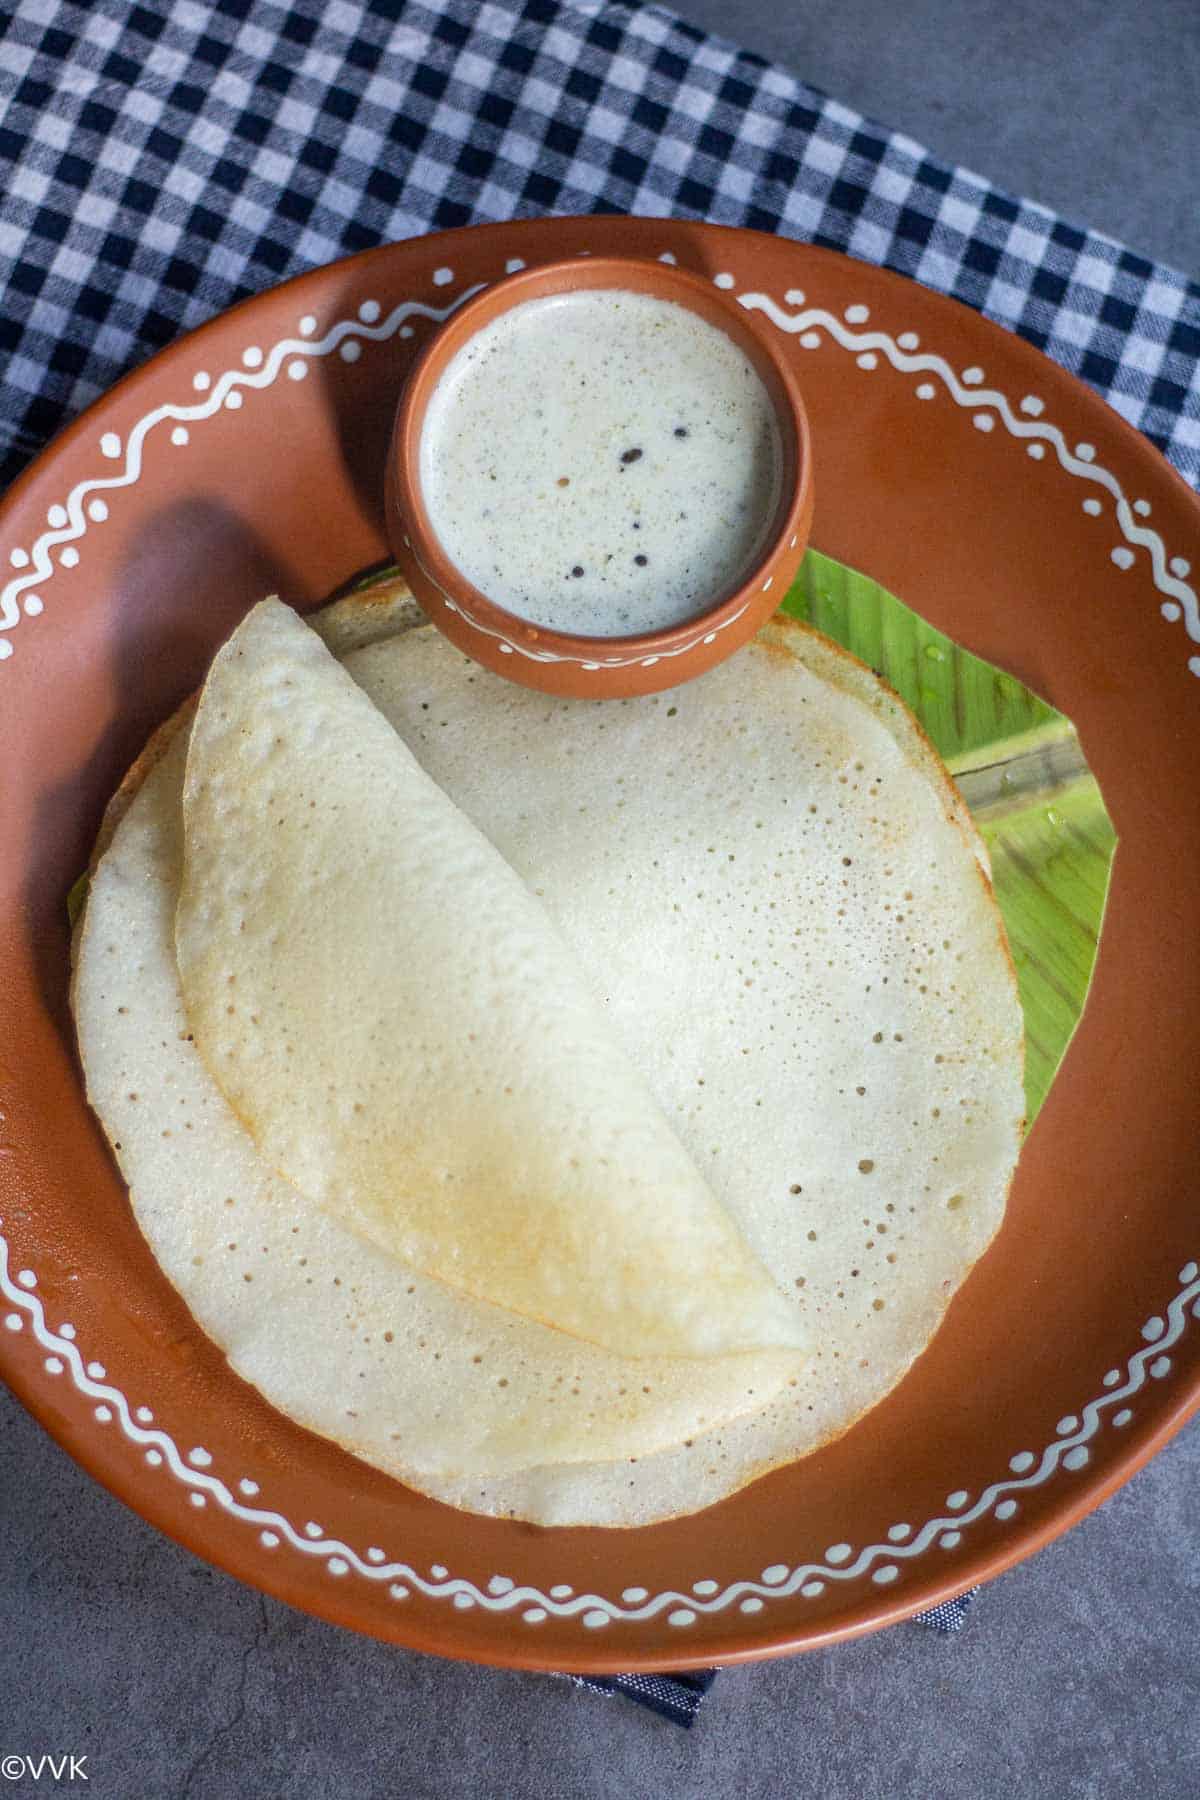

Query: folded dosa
[174,600,808,1363]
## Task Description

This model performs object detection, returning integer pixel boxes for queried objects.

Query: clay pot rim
[387,254,813,661]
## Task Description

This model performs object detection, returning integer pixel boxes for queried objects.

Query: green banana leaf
[784,550,1115,1125]
[66,870,90,928]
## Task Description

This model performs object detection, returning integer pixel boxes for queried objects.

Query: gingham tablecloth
[2,0,1198,498]
[1,0,1196,1729]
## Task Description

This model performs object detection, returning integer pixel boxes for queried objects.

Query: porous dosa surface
[73,591,1023,1524]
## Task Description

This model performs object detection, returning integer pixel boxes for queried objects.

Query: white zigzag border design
[1,258,1197,674]
[2,1226,1196,1629]
[738,285,1199,668]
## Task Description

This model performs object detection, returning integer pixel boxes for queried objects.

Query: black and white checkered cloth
[1,0,1198,497]
[0,0,1193,1730]
[572,1590,980,1726]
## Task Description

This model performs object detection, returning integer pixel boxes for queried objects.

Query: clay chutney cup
[385,256,814,699]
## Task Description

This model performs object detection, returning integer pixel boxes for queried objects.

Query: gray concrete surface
[679,0,1200,276]
[4,3,1199,1796]
[2,1386,1197,1796]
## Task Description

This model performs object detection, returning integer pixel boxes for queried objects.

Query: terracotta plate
[2,219,1198,1674]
